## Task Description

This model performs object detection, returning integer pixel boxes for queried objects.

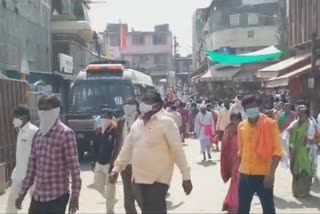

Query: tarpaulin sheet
[206,46,283,64]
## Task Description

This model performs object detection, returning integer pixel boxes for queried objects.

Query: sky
[88,0,211,56]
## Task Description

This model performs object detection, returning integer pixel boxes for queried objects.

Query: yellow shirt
[113,109,191,185]
[238,115,283,175]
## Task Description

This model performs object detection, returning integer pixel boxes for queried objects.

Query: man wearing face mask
[109,90,192,214]
[92,108,120,214]
[119,97,142,214]
[6,105,38,214]
[15,95,82,214]
[238,95,283,214]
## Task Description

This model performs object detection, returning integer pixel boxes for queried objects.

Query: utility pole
[311,32,317,73]
[173,36,179,72]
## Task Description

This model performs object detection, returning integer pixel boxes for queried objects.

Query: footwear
[208,153,212,159]
[203,153,206,161]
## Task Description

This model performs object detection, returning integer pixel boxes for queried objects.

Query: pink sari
[220,124,239,213]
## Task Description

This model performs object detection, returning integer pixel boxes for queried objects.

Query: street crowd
[4,90,320,214]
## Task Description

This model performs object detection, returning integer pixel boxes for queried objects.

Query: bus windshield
[70,80,134,112]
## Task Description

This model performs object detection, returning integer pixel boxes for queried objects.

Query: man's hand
[108,171,119,184]
[182,180,193,195]
[15,194,25,210]
[263,173,275,188]
[69,197,79,214]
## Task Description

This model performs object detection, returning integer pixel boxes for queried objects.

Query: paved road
[1,138,320,213]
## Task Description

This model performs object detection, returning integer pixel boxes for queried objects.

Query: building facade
[106,24,173,84]
[51,0,105,110]
[0,0,51,77]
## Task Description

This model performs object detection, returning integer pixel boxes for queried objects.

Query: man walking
[119,97,141,214]
[92,108,121,214]
[6,105,38,213]
[16,95,81,214]
[109,91,192,214]
[194,104,215,161]
[216,99,231,141]
[238,95,283,214]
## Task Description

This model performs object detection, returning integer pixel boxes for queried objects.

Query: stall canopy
[264,60,320,88]
[200,64,240,82]
[206,46,283,64]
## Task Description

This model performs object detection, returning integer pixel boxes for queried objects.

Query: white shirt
[122,113,138,140]
[11,122,38,183]
[194,112,215,140]
[216,108,231,131]
[113,109,191,185]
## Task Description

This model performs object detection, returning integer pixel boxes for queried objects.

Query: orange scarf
[256,114,275,159]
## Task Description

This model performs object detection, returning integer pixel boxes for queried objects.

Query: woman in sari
[278,103,296,132]
[220,112,242,213]
[289,107,313,198]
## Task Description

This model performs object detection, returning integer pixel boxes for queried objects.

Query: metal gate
[0,79,29,183]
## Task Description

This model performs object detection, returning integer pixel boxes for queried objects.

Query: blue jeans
[238,173,276,214]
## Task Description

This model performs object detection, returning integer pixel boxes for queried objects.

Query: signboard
[59,53,73,74]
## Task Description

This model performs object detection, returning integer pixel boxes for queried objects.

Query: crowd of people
[4,90,320,214]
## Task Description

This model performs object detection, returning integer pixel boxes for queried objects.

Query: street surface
[1,138,320,213]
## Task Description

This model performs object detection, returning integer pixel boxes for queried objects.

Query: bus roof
[75,67,154,87]
[123,69,153,86]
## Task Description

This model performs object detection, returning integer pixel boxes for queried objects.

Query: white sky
[88,0,211,56]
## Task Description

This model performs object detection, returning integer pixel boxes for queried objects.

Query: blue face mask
[245,107,260,119]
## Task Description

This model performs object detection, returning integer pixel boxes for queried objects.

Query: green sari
[290,122,313,198]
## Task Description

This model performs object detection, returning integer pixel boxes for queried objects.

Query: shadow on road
[275,194,320,210]
[311,180,320,193]
[167,201,184,210]
[274,196,303,209]
[196,160,216,167]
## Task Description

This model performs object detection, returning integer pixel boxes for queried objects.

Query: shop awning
[191,72,204,83]
[264,60,320,88]
[206,46,283,64]
[258,54,310,79]
[191,63,208,77]
[233,70,260,82]
[200,64,240,82]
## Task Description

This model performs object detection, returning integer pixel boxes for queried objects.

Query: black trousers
[133,182,169,214]
[121,165,142,214]
[29,193,69,214]
[238,174,276,214]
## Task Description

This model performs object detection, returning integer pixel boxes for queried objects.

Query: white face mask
[123,104,136,116]
[13,118,23,128]
[37,108,60,135]
[139,102,153,114]
[101,118,112,133]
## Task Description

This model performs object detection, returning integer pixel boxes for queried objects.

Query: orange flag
[120,23,127,50]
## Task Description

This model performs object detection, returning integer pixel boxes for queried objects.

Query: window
[229,14,240,27]
[248,30,254,38]
[153,54,168,65]
[109,36,120,47]
[132,35,145,45]
[248,13,258,25]
[153,34,167,45]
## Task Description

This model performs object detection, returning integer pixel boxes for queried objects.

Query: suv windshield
[70,80,134,112]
